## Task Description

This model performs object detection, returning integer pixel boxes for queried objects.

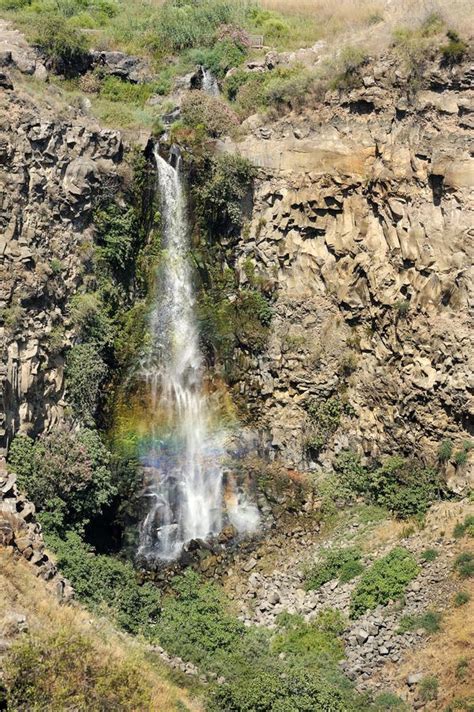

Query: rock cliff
[224,56,473,483]
[0,84,124,456]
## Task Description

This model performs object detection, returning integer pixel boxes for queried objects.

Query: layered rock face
[0,87,123,456]
[227,58,473,478]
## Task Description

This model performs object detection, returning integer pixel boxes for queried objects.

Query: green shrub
[305,547,363,591]
[453,552,474,579]
[158,570,243,668]
[33,14,89,77]
[305,397,342,455]
[397,609,442,634]
[154,0,240,52]
[181,91,239,138]
[350,548,419,618]
[454,448,469,467]
[419,675,438,702]
[50,258,63,275]
[394,299,410,317]
[331,46,368,90]
[66,343,108,423]
[49,531,161,636]
[209,666,363,712]
[192,152,256,235]
[189,36,248,79]
[453,515,474,539]
[420,548,439,562]
[93,200,139,275]
[441,30,468,65]
[8,429,116,537]
[272,610,345,665]
[99,76,156,105]
[438,438,453,462]
[3,629,152,711]
[375,457,439,519]
[454,590,470,606]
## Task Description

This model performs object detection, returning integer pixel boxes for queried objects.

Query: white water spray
[138,146,258,562]
[201,66,220,97]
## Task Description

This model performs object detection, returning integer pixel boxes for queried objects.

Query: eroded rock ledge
[224,57,473,475]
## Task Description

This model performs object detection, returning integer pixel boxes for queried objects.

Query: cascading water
[201,66,220,97]
[138,146,259,562]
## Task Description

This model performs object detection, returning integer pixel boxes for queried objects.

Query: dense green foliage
[3,629,153,711]
[333,452,444,519]
[33,14,89,76]
[66,343,108,424]
[305,547,363,591]
[350,548,419,618]
[48,531,161,636]
[157,571,367,712]
[8,430,115,537]
[180,92,239,138]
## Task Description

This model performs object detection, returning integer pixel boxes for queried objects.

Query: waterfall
[201,66,220,97]
[138,146,259,562]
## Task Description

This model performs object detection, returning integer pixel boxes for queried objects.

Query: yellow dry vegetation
[0,550,202,712]
[379,584,474,709]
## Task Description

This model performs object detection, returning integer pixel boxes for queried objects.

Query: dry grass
[0,550,202,712]
[377,583,474,709]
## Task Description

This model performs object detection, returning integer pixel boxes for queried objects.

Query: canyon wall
[0,85,124,456]
[225,57,473,485]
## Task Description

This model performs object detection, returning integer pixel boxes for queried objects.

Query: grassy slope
[0,550,202,712]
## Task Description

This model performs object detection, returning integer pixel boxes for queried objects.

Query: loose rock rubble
[0,465,72,600]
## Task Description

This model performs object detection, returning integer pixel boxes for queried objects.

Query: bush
[350,548,419,618]
[398,609,442,634]
[66,343,108,423]
[3,629,152,711]
[49,531,161,636]
[420,548,439,562]
[68,292,113,349]
[158,570,244,669]
[192,152,256,235]
[93,200,139,275]
[33,14,89,77]
[438,438,453,462]
[331,46,368,90]
[181,91,239,138]
[154,0,240,52]
[209,666,363,712]
[419,675,438,702]
[98,76,156,105]
[8,429,115,537]
[441,30,468,65]
[454,590,470,606]
[305,547,363,591]
[272,610,345,665]
[305,397,342,455]
[453,552,474,579]
[453,515,474,539]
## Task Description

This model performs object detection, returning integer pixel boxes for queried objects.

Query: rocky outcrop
[0,466,72,599]
[0,87,124,456]
[224,56,473,476]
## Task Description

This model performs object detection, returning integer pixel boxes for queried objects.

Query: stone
[407,673,424,686]
[243,557,258,572]
[33,63,48,81]
[355,628,369,644]
[0,70,13,90]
